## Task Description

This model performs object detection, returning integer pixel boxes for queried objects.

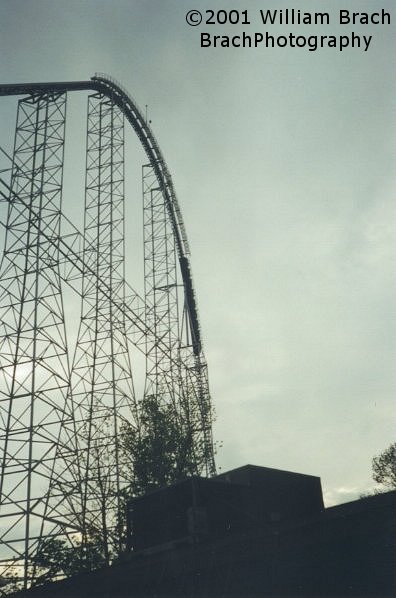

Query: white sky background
[0,0,395,506]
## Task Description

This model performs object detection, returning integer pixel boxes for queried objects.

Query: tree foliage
[32,537,105,586]
[120,393,208,497]
[17,393,213,587]
[372,442,396,489]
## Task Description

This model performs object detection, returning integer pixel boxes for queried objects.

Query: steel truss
[143,165,215,475]
[0,75,216,592]
[143,164,180,396]
[66,93,136,562]
[0,92,74,586]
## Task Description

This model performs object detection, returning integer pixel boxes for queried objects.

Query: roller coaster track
[0,73,200,351]
[0,74,215,592]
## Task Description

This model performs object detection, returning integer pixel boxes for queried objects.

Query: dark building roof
[128,465,324,552]
[14,465,396,597]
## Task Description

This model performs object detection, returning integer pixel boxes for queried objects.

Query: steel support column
[0,92,73,587]
[68,93,136,561]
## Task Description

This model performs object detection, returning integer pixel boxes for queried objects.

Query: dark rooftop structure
[128,465,324,553]
[15,464,396,597]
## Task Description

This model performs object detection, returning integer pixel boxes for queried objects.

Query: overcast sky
[0,0,395,505]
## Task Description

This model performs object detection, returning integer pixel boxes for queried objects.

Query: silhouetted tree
[30,393,213,578]
[372,442,396,490]
[32,537,105,586]
[120,393,207,496]
[115,393,211,551]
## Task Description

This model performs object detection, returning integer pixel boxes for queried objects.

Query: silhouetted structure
[14,464,396,597]
[127,465,324,552]
[0,75,215,591]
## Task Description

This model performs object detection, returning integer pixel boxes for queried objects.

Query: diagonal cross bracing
[0,76,216,593]
[64,93,137,562]
[0,92,75,588]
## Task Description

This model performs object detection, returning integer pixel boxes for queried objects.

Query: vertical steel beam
[0,92,74,588]
[142,165,215,476]
[0,78,216,591]
[142,164,180,402]
[68,93,136,562]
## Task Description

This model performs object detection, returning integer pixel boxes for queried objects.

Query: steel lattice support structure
[143,164,180,398]
[67,92,137,562]
[0,92,76,586]
[0,75,216,592]
[142,164,215,476]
